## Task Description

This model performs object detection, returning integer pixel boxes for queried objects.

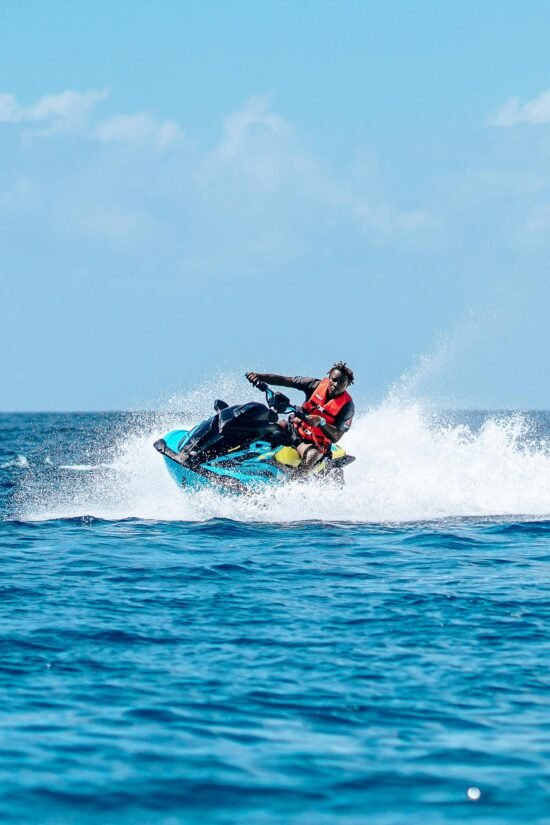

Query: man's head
[327,361,354,397]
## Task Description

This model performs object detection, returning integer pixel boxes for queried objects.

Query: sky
[2,0,550,410]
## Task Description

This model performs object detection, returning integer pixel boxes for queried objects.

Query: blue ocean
[1,399,549,824]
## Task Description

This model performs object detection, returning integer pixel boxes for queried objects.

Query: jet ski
[154,383,355,492]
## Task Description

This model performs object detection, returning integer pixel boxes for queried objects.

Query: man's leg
[264,420,293,448]
[296,442,325,473]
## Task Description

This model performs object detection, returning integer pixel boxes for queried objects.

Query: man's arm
[246,372,319,395]
[307,399,355,444]
[305,418,342,443]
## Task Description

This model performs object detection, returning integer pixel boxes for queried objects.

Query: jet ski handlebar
[255,382,306,420]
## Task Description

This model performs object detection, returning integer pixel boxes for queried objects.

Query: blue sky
[2,1,550,410]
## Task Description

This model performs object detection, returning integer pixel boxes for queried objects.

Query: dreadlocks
[329,361,355,385]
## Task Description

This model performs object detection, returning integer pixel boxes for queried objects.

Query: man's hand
[306,415,324,427]
[246,372,262,387]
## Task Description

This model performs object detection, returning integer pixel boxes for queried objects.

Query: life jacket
[294,378,352,452]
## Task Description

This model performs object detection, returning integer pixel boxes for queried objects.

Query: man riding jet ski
[154,362,355,492]
[246,361,355,473]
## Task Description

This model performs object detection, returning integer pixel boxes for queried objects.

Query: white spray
[18,375,550,522]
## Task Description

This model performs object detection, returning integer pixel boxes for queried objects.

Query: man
[246,362,355,471]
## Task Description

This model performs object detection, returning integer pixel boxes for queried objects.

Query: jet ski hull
[156,428,352,493]
[157,429,288,491]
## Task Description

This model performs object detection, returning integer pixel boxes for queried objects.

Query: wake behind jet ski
[154,380,355,493]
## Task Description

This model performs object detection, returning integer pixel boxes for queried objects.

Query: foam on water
[1,455,30,470]
[17,390,550,523]
[58,463,116,471]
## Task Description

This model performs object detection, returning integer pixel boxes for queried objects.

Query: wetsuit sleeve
[256,375,320,398]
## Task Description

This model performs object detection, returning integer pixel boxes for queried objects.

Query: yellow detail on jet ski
[274,447,302,468]
[274,444,347,468]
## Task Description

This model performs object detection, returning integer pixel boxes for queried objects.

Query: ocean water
[1,403,549,824]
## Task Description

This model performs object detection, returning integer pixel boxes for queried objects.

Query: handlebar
[253,381,306,420]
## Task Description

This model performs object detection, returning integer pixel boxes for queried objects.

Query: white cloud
[199,95,432,243]
[0,89,107,132]
[204,95,297,189]
[1,90,431,256]
[354,203,432,236]
[212,95,291,163]
[29,89,107,132]
[0,93,21,123]
[489,88,550,127]
[0,89,183,149]
[94,113,183,150]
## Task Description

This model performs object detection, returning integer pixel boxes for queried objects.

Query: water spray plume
[15,373,550,522]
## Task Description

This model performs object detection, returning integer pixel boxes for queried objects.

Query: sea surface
[1,406,549,824]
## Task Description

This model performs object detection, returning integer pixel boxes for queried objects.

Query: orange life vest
[294,378,352,452]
